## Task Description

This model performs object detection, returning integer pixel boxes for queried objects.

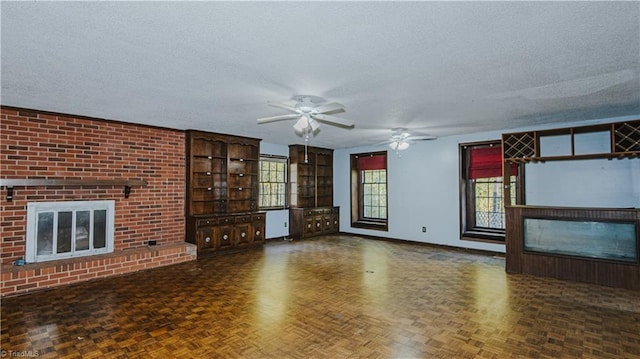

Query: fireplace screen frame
[25,200,115,263]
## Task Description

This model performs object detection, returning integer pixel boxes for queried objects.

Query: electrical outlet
[284,222,288,228]
[421,226,426,233]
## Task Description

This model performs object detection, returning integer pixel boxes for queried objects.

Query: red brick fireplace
[1,107,196,296]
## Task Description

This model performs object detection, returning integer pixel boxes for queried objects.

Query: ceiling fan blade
[372,140,393,147]
[312,114,354,128]
[313,102,345,115]
[257,114,300,124]
[268,102,298,113]
[408,135,438,141]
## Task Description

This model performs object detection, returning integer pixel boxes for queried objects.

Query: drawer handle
[241,232,246,238]
[223,234,229,240]
[207,187,212,191]
[307,224,312,228]
[238,187,243,191]
[239,158,244,162]
[206,172,211,175]
[327,222,330,226]
[205,237,211,243]
[239,173,244,177]
[255,230,261,236]
[207,156,212,159]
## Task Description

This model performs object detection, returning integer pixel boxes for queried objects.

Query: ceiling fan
[383,128,437,151]
[257,95,355,135]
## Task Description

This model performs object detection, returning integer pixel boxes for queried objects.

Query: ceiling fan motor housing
[294,96,320,113]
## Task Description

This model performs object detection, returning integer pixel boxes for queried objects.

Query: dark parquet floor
[1,235,640,358]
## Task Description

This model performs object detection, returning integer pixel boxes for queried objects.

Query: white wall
[259,142,290,239]
[333,115,640,253]
[526,159,640,207]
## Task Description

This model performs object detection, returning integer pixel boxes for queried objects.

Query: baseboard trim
[343,232,505,257]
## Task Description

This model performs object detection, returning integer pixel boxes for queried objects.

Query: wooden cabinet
[290,207,340,239]
[186,130,263,255]
[288,145,339,239]
[188,213,265,254]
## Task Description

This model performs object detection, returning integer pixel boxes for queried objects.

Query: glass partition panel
[524,218,638,263]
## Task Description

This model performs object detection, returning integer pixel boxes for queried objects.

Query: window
[350,151,388,231]
[259,155,288,209]
[471,176,516,229]
[25,200,115,263]
[362,169,387,219]
[460,142,522,242]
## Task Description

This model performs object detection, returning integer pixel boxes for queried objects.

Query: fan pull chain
[304,134,309,163]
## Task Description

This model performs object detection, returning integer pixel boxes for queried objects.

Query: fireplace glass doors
[26,201,115,263]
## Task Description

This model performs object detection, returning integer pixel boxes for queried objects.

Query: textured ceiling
[2,1,639,148]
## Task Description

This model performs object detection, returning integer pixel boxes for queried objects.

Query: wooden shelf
[502,119,640,163]
[505,152,640,163]
[289,145,334,209]
[0,178,148,201]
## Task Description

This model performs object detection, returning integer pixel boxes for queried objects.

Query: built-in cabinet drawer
[217,216,234,225]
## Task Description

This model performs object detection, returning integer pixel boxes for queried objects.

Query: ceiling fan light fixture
[389,140,410,151]
[293,115,309,133]
[308,118,320,132]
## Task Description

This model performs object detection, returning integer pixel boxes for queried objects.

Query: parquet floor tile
[2,235,640,358]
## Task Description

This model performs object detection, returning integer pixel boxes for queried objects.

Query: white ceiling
[2,1,639,149]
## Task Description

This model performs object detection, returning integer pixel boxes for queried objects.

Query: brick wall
[1,242,196,296]
[0,106,194,296]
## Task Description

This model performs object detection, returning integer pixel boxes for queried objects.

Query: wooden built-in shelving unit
[289,145,339,239]
[502,119,640,289]
[502,119,640,163]
[185,130,265,255]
